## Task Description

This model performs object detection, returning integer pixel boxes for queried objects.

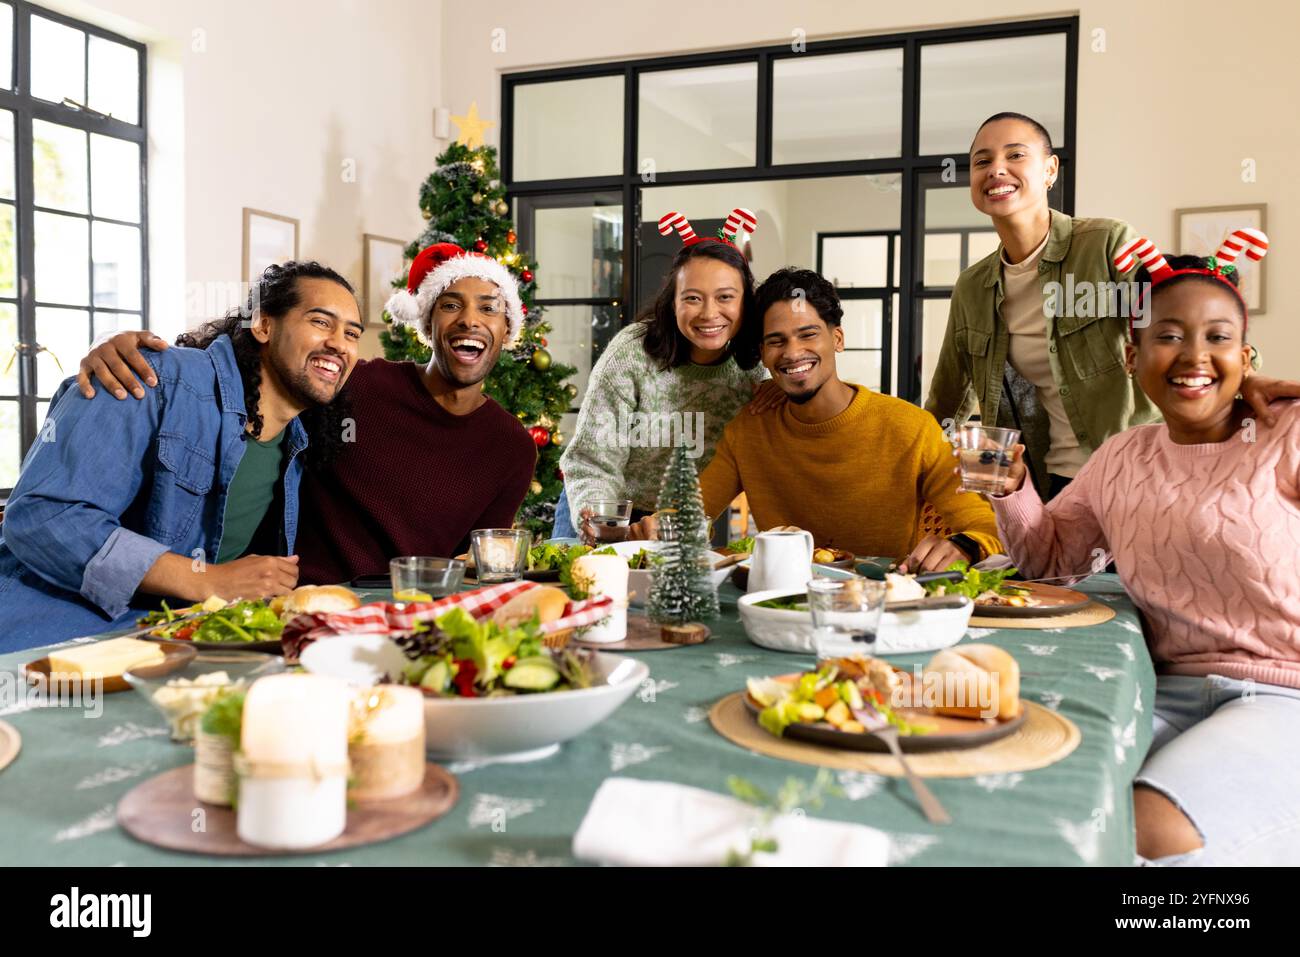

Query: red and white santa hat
[385,242,526,346]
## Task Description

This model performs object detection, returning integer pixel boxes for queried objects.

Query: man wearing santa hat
[75,244,538,583]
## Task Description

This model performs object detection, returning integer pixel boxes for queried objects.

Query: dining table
[0,575,1154,866]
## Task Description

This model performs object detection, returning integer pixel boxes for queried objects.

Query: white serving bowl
[299,633,648,761]
[737,588,974,657]
[604,540,731,607]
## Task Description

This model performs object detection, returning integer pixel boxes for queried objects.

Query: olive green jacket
[923,210,1161,495]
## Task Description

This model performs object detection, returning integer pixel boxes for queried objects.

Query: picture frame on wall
[242,208,300,283]
[363,234,408,328]
[1175,203,1267,315]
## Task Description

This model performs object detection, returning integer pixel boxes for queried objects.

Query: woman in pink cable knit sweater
[990,243,1300,867]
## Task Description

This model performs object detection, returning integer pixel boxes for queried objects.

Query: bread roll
[281,585,362,616]
[491,585,569,629]
[925,643,1020,720]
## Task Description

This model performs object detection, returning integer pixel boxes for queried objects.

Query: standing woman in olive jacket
[925,112,1299,499]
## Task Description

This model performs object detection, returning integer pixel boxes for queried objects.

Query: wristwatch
[947,533,982,564]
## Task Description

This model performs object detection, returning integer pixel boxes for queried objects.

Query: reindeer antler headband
[657,208,758,248]
[1114,227,1268,335]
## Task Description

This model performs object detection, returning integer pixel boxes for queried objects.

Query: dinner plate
[743,672,1026,753]
[140,634,285,654]
[971,581,1091,618]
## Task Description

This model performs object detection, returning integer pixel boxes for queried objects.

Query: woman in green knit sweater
[555,237,778,540]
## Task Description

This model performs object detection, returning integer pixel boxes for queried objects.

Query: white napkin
[572,777,888,867]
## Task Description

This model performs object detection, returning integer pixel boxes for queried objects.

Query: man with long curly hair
[0,262,361,650]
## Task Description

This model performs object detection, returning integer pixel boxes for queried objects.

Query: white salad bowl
[604,540,731,606]
[737,588,975,657]
[299,633,648,761]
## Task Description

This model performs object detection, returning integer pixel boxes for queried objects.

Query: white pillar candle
[348,685,426,801]
[572,554,629,643]
[236,674,350,849]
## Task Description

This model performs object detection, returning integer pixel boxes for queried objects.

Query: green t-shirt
[216,429,286,563]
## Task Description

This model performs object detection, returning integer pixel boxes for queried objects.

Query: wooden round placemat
[117,763,458,856]
[573,615,709,651]
[709,693,1079,778]
[967,601,1115,630]
[0,720,20,772]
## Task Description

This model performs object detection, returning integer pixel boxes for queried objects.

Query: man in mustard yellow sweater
[696,268,1002,572]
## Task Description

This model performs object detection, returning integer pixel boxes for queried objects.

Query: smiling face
[427,276,509,387]
[674,256,745,362]
[258,276,362,407]
[969,118,1059,220]
[760,299,843,404]
[1129,280,1251,436]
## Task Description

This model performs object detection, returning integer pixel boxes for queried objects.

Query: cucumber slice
[419,659,451,693]
[502,656,561,692]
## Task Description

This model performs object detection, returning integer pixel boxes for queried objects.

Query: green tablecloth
[0,577,1154,866]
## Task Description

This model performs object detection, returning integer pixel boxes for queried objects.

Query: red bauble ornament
[521,269,533,283]
[521,304,528,316]
[473,239,487,253]
[541,337,548,347]
[506,229,517,244]
[528,426,550,448]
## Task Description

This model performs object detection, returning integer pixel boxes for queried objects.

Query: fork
[852,707,956,826]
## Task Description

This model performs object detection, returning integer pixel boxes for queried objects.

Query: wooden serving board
[573,615,709,651]
[117,762,458,856]
[23,640,197,695]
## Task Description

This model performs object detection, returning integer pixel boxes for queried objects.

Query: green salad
[922,561,1027,601]
[138,600,285,644]
[392,607,593,698]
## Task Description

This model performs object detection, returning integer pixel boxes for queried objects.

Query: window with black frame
[502,17,1075,423]
[0,1,147,496]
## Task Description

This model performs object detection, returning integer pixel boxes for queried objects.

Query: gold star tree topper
[451,101,495,148]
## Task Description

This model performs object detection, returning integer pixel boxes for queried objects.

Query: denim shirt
[0,335,308,651]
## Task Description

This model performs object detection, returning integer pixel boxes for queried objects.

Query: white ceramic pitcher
[748,529,814,593]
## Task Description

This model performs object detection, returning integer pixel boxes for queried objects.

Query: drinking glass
[955,424,1021,495]
[470,529,531,583]
[389,557,465,602]
[587,499,634,543]
[807,576,886,657]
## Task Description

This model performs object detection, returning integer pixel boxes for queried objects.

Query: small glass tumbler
[389,556,465,602]
[807,576,886,658]
[955,424,1021,495]
[470,529,531,583]
[587,499,634,543]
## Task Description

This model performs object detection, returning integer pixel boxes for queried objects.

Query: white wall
[42,0,444,358]
[439,0,1300,380]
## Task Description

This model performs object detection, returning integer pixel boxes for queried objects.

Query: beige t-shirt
[1000,234,1088,477]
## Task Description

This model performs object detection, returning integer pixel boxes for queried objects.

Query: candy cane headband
[1114,227,1268,335]
[657,208,757,247]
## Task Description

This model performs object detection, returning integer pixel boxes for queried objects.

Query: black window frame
[500,15,1077,405]
[0,0,148,498]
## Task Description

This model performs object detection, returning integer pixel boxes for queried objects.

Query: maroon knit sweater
[296,359,537,584]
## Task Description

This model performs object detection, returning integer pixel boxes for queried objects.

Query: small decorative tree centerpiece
[645,445,718,644]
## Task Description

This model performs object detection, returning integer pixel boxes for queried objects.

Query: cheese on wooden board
[47,637,165,678]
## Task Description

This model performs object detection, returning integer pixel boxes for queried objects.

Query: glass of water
[955,424,1021,495]
[389,557,465,602]
[807,576,886,658]
[587,499,634,543]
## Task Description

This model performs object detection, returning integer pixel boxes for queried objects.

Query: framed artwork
[1175,204,1267,315]
[363,234,407,328]
[242,208,300,283]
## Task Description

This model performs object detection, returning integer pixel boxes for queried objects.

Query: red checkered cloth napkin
[280,580,612,661]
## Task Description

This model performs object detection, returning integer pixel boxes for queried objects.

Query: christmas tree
[646,445,720,624]
[380,137,577,535]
